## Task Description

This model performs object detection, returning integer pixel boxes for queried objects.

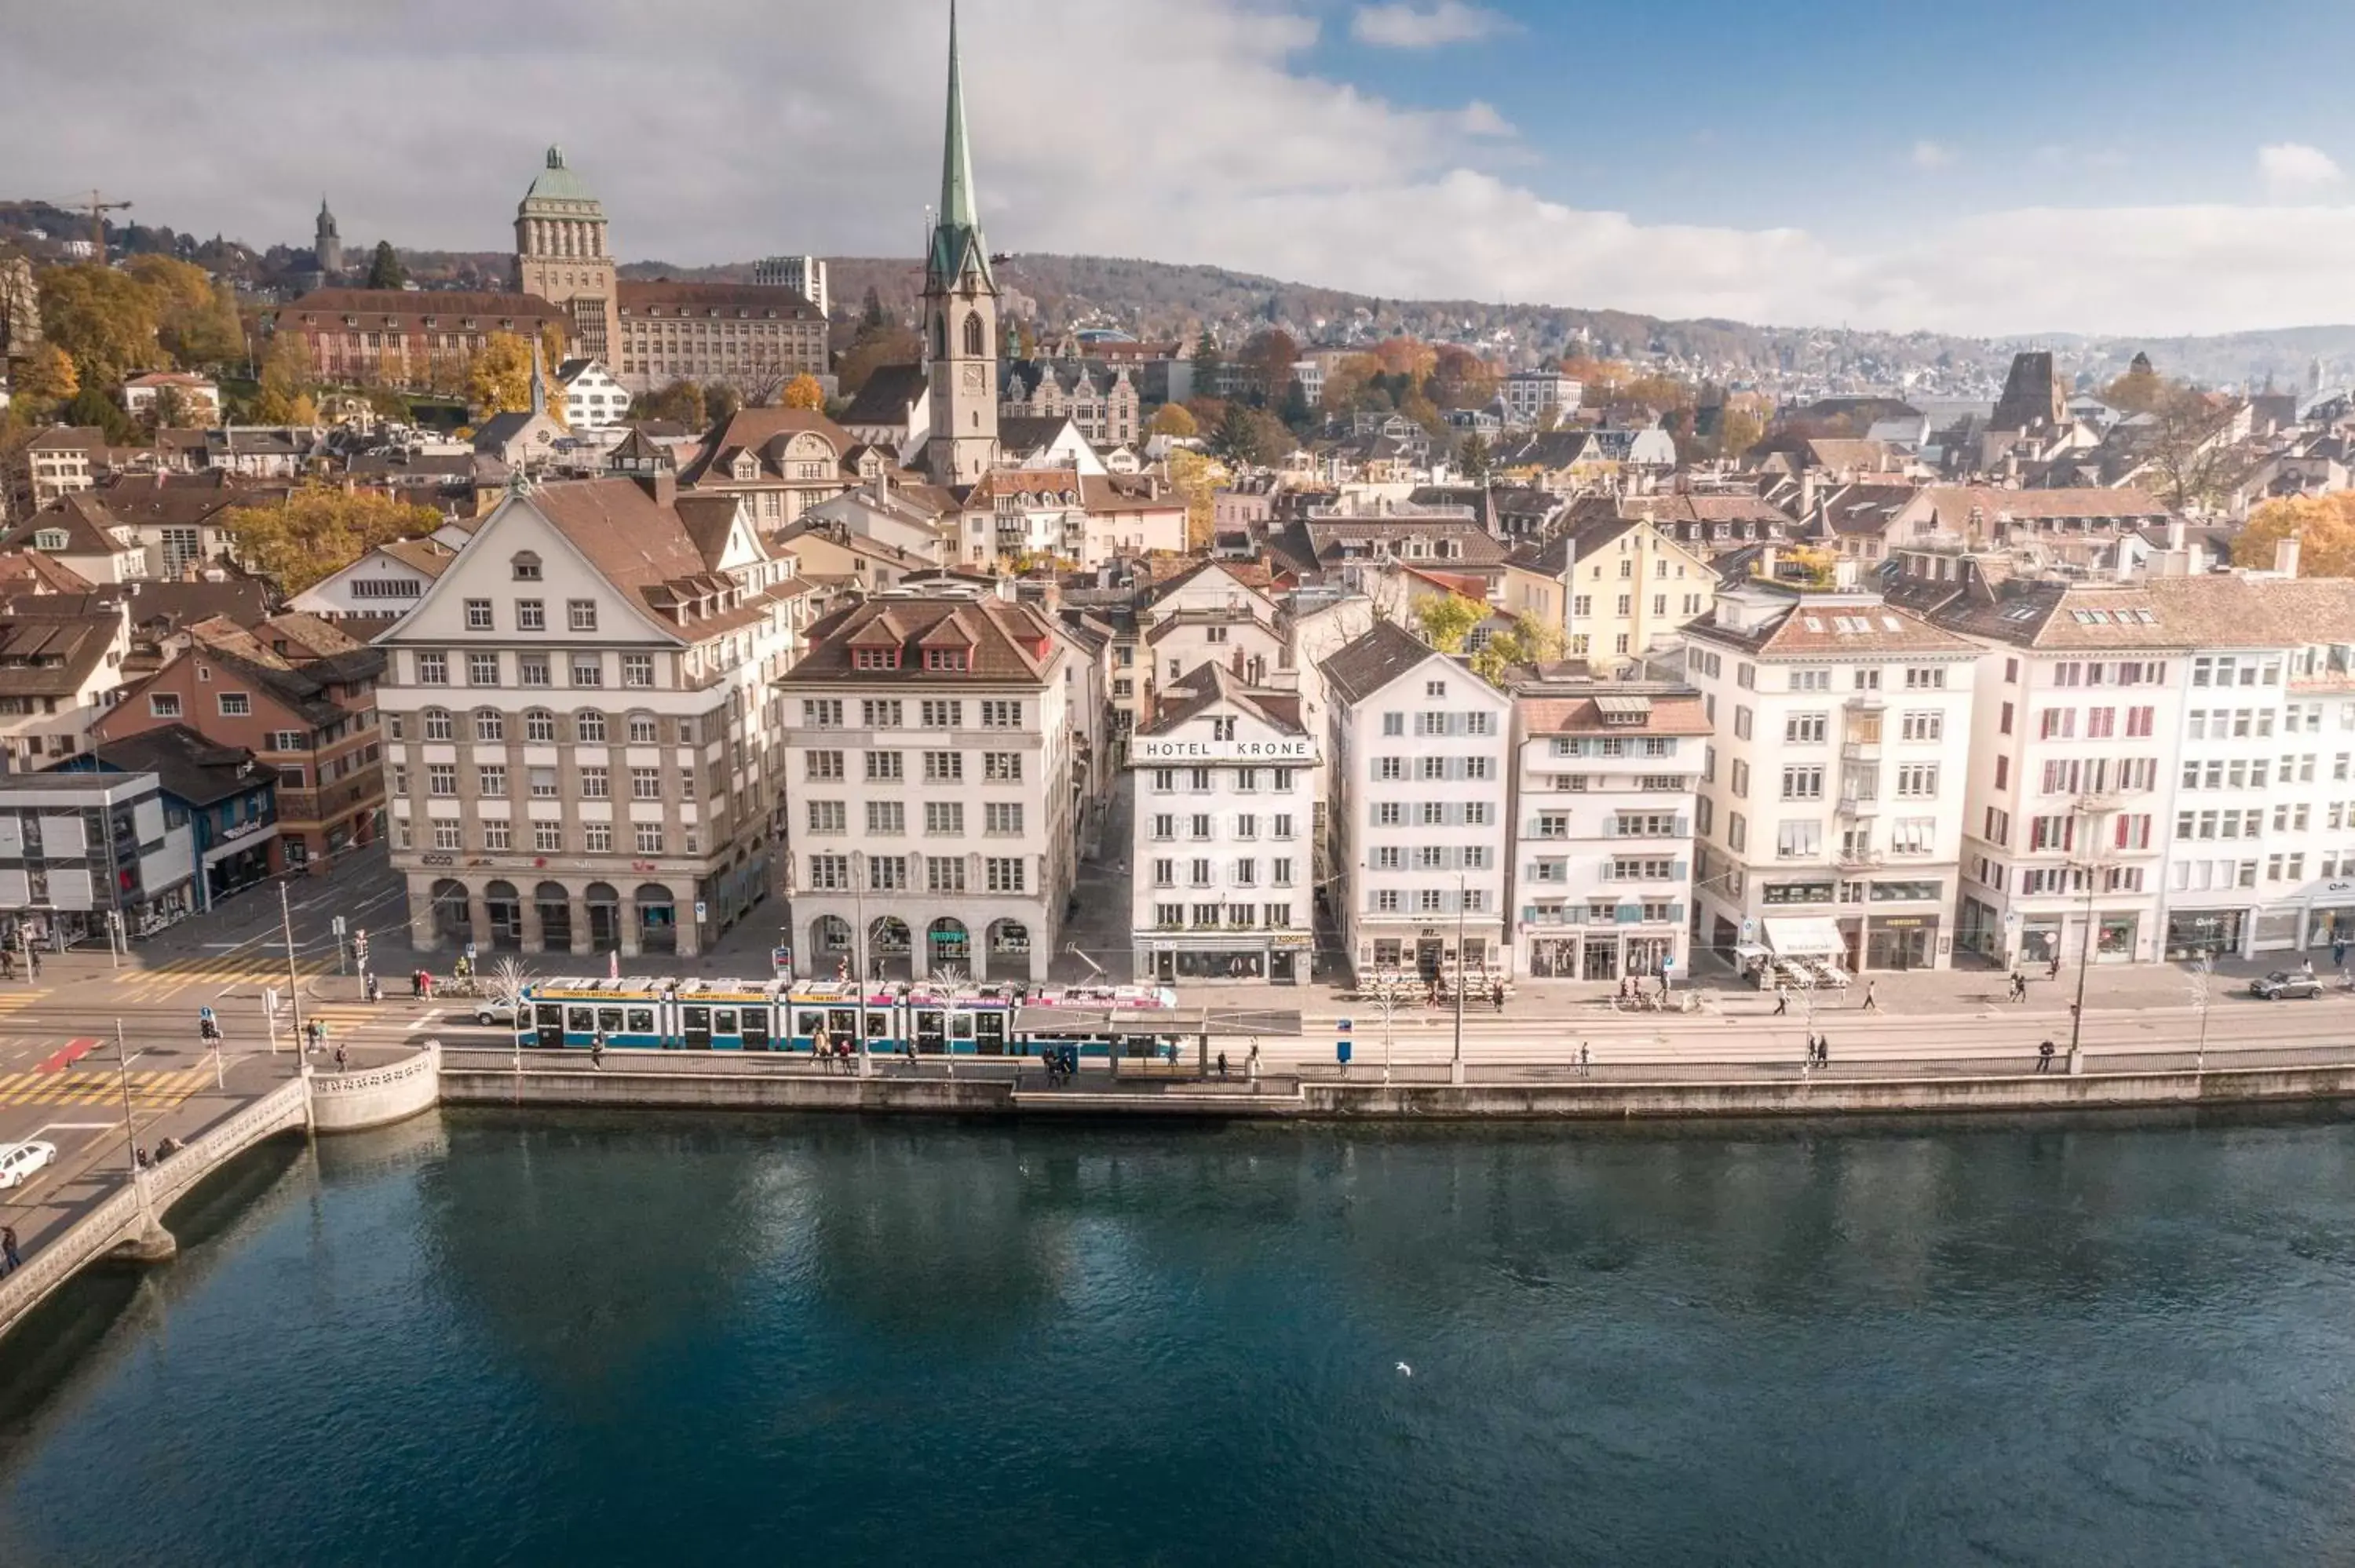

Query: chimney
[2166,515,2187,552]
[1798,469,1817,522]
[632,470,677,508]
[2276,535,2303,578]
[1833,557,1860,590]
[1757,545,1777,582]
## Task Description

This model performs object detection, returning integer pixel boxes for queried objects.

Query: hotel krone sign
[1134,736,1316,764]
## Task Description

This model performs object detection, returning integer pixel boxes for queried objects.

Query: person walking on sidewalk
[1773,989,1788,1016]
[2047,954,2061,980]
[1579,1041,1591,1077]
[2036,1039,2056,1073]
[2010,971,2028,1003]
[2,1224,19,1274]
[1860,982,1879,1013]
[1816,1035,1831,1067]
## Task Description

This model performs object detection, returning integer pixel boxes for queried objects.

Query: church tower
[314,198,343,280]
[513,146,615,362]
[922,2,1000,487]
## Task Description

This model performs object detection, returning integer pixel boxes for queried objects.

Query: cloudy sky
[9,0,2354,337]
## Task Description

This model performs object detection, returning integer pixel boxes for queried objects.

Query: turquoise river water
[5,1108,2355,1564]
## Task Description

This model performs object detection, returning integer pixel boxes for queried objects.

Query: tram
[514,976,1181,1056]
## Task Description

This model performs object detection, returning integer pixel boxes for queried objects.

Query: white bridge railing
[0,1073,311,1344]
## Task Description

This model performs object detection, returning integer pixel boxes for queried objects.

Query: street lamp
[850,849,871,1079]
[1451,872,1466,1086]
[2192,953,2213,1074]
[2068,856,2101,1066]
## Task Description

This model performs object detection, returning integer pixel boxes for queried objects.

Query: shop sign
[1134,736,1315,764]
[421,853,455,866]
[1271,932,1314,950]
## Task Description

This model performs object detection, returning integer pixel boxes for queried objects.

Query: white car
[0,1139,58,1189]
[473,1000,520,1027]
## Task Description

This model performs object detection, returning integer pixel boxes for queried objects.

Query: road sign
[1740,917,1756,943]
[772,944,793,976]
[1661,954,1676,969]
[198,1005,215,1022]
[332,915,347,936]
[695,900,709,922]
[1336,1016,1353,1065]
[464,940,478,960]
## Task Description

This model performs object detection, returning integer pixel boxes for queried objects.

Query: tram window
[827,1008,857,1037]
[795,1011,824,1037]
[865,1013,890,1039]
[626,1008,655,1032]
[950,1012,975,1040]
[683,1006,711,1028]
[567,1006,594,1033]
[535,1004,564,1027]
[715,1008,739,1034]
[597,1008,624,1033]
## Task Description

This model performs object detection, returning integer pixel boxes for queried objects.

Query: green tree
[466,331,535,415]
[1412,592,1486,655]
[703,382,742,424]
[782,373,826,410]
[225,487,443,593]
[62,386,134,443]
[1191,328,1223,397]
[138,382,193,433]
[365,240,406,290]
[1278,376,1312,430]
[1457,431,1493,481]
[860,286,888,330]
[1146,403,1198,439]
[38,264,163,386]
[1214,402,1291,467]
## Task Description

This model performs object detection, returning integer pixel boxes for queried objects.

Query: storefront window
[2097,914,2137,958]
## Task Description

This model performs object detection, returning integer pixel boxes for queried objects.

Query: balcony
[1844,692,1886,713]
[1835,848,1883,870]
[1835,794,1877,819]
[1841,740,1881,763]
[2074,791,2127,814]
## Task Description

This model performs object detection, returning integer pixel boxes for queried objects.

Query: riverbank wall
[438,1061,2355,1121]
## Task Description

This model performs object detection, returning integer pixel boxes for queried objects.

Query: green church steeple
[927,1,992,290]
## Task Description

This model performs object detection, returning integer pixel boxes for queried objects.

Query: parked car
[473,999,520,1027]
[0,1139,58,1189]
[2250,970,2324,1001]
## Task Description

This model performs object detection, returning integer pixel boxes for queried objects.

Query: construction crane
[42,191,132,261]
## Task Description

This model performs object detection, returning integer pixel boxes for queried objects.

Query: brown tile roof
[1926,578,2188,650]
[615,280,824,320]
[524,480,764,634]
[1690,592,1982,658]
[376,538,461,576]
[1319,618,1452,704]
[2,494,142,559]
[280,288,568,329]
[682,407,853,483]
[1143,660,1305,738]
[1910,486,2172,532]
[782,594,1063,685]
[0,601,121,698]
[1515,691,1713,736]
[2136,575,2355,649]
[0,551,94,595]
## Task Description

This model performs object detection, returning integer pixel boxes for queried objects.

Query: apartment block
[777,588,1075,982]
[1320,620,1512,977]
[1510,681,1708,982]
[1685,579,1980,974]
[377,476,801,957]
[1130,663,1316,983]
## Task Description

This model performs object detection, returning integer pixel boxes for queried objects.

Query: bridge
[0,1074,312,1344]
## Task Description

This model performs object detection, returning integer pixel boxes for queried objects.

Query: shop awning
[1764,917,1846,959]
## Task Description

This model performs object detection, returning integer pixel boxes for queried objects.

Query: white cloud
[1350,2,1512,48]
[2259,141,2342,197]
[1910,140,1955,170]
[8,1,2355,337]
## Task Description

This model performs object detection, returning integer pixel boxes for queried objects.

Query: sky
[9,0,2355,339]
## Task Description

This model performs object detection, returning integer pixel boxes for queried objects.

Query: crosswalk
[0,1065,217,1108]
[108,951,335,1003]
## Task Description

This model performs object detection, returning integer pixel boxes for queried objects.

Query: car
[473,999,520,1027]
[2250,970,2324,1001]
[0,1139,58,1190]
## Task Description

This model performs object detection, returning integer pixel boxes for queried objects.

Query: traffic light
[352,928,371,970]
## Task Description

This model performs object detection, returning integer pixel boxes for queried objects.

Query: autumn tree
[38,264,163,386]
[250,330,314,424]
[138,383,192,434]
[2135,382,2244,515]
[1147,403,1198,439]
[632,380,706,425]
[781,374,826,410]
[703,383,743,424]
[2102,362,2167,415]
[225,487,444,593]
[1429,344,1497,410]
[1717,403,1765,461]
[1470,612,1567,684]
[1167,448,1230,551]
[1456,431,1494,481]
[1412,591,1486,655]
[2237,494,2355,578]
[366,241,406,290]
[466,331,535,415]
[1236,328,1300,406]
[11,342,77,411]
[123,255,243,368]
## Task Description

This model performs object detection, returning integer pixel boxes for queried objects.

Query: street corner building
[374,473,804,958]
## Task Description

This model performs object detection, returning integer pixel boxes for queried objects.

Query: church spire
[927,1,991,290]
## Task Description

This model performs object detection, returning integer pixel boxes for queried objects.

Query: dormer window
[853,646,900,671]
[512,552,542,582]
[924,648,969,672]
[33,531,68,552]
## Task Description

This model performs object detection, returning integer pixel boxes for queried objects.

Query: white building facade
[1510,684,1708,982]
[1130,664,1317,983]
[1686,583,1981,975]
[1320,622,1512,977]
[776,589,1074,983]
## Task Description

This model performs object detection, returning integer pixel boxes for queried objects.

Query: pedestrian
[27,947,41,979]
[1,1224,18,1274]
[1578,1041,1590,1077]
[1773,989,1788,1016]
[812,1030,831,1071]
[590,1030,607,1070]
[2037,1038,2056,1073]
[1491,979,1506,1012]
[2009,972,2026,1002]
[333,1043,347,1072]
[2302,955,2317,980]
[1861,981,1879,1012]
[1817,1034,1830,1067]
[135,1145,150,1169]
[905,1038,918,1074]
[1247,1042,1261,1082]
[411,969,422,1000]
[2047,954,2061,980]
[2337,938,2348,971]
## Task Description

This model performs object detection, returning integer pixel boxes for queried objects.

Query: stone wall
[311,1042,442,1132]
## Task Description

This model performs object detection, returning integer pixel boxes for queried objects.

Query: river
[5,1108,2355,1564]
